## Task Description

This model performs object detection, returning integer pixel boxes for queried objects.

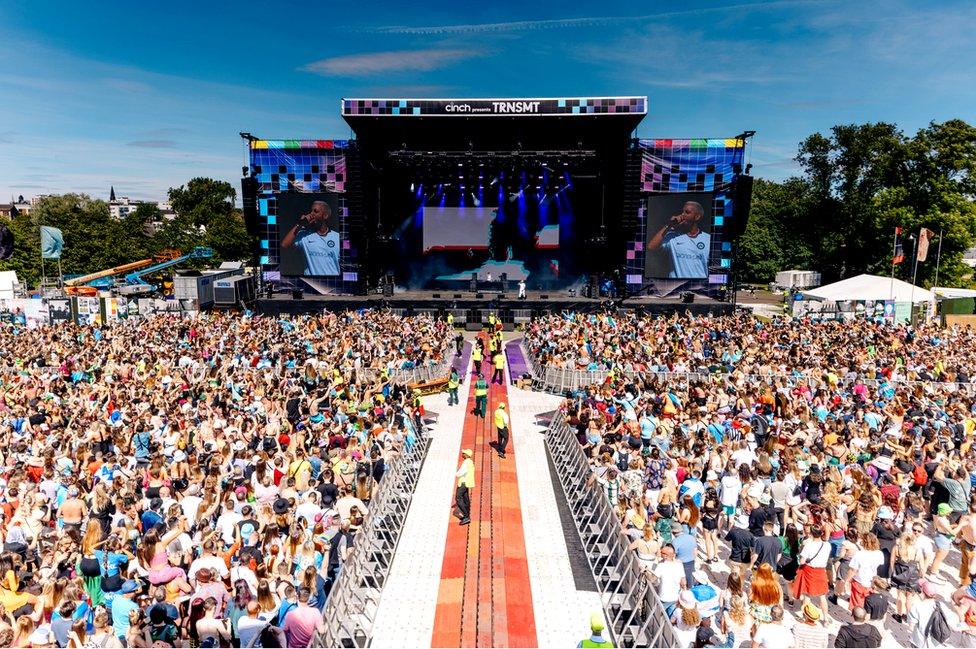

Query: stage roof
[341,97,647,151]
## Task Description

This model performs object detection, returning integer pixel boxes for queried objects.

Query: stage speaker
[498,294,507,300]
[241,177,260,236]
[432,293,441,298]
[726,174,754,239]
[588,273,600,299]
[292,288,303,300]
[540,294,549,299]
[681,291,695,303]
[453,294,462,299]
[475,292,484,299]
[469,272,478,292]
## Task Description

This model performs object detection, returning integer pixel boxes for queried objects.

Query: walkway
[432,333,535,647]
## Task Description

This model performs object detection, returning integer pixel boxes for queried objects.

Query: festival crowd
[0,310,449,648]
[530,311,976,648]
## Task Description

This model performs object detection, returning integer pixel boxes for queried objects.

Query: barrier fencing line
[312,428,433,648]
[544,417,679,648]
[523,347,976,396]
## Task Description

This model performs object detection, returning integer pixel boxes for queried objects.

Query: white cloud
[374,1,831,34]
[300,49,481,76]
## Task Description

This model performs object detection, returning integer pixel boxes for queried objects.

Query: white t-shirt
[189,555,230,581]
[799,539,831,568]
[216,511,243,545]
[181,495,203,522]
[753,622,795,648]
[849,549,885,586]
[721,476,742,507]
[909,599,960,648]
[654,560,686,602]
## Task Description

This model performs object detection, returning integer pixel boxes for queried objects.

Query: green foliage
[0,178,253,287]
[739,119,976,287]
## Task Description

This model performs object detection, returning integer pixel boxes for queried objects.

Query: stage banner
[49,298,71,323]
[342,97,646,117]
[40,226,64,259]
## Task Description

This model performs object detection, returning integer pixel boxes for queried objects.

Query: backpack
[914,463,929,487]
[924,602,952,645]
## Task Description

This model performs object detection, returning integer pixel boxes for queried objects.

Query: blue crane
[123,246,214,290]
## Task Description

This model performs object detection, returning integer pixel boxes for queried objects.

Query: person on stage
[473,374,488,418]
[281,200,340,276]
[494,403,510,459]
[454,449,474,526]
[646,200,711,279]
[518,279,526,300]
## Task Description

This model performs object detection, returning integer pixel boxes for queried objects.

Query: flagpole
[910,238,919,324]
[889,228,898,302]
[934,229,944,289]
[39,226,46,290]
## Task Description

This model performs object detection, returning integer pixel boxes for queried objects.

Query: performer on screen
[281,200,340,276]
[646,201,711,279]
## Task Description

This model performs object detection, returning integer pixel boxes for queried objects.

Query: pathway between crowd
[371,332,600,648]
[431,332,536,647]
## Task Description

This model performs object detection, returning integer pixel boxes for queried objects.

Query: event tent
[801,273,935,303]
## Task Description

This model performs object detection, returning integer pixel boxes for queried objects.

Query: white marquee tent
[801,273,935,304]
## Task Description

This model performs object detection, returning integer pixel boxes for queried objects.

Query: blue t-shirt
[112,596,139,638]
[294,229,340,276]
[672,532,697,563]
[662,231,711,279]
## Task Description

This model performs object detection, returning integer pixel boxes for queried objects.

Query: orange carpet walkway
[431,335,538,648]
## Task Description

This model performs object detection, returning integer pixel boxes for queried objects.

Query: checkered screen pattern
[341,97,647,116]
[249,140,359,291]
[626,138,745,295]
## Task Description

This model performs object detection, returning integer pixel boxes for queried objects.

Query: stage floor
[253,289,734,316]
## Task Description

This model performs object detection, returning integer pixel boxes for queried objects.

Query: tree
[164,178,250,263]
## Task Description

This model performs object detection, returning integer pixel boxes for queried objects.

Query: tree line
[0,178,250,286]
[738,119,976,287]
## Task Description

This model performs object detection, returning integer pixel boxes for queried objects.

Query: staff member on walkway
[473,374,488,418]
[455,449,474,526]
[472,343,483,376]
[494,403,510,459]
[577,612,613,648]
[491,349,505,385]
[447,368,460,406]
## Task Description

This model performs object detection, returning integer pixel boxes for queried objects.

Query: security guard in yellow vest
[577,612,613,648]
[447,368,460,406]
[472,343,483,376]
[446,312,454,327]
[493,402,509,458]
[473,374,488,418]
[487,313,496,331]
[491,349,505,385]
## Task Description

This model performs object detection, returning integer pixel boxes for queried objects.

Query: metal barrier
[524,345,976,396]
[545,417,679,648]
[312,429,433,648]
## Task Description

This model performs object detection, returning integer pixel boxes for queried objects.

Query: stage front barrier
[312,426,432,648]
[545,417,679,648]
[523,346,976,395]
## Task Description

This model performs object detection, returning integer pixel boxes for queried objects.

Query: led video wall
[626,138,745,297]
[248,140,359,292]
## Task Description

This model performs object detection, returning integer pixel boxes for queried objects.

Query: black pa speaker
[726,174,754,240]
[241,177,260,236]
[475,292,484,299]
[453,294,463,299]
[432,293,441,298]
[540,294,549,299]
[292,288,303,300]
[681,291,695,303]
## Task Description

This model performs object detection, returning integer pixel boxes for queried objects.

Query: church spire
[110,185,116,201]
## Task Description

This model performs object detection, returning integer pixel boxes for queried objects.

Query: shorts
[936,534,953,551]
[723,505,736,516]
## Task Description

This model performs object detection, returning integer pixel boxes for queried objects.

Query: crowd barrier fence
[545,416,678,648]
[311,428,432,648]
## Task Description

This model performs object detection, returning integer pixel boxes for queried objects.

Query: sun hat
[937,503,953,516]
[876,506,894,520]
[919,579,939,597]
[678,590,697,608]
[802,602,821,622]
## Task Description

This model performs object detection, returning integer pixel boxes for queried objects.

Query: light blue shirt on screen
[295,229,340,276]
[662,231,711,278]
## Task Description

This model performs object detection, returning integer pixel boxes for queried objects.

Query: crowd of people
[0,310,449,647]
[537,311,976,648]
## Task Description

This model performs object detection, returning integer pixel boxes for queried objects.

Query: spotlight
[410,182,414,192]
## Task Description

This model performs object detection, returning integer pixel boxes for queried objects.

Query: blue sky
[1,0,974,202]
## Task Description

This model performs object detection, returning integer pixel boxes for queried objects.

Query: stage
[253,289,734,318]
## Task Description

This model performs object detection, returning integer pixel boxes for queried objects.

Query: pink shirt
[283,604,323,647]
